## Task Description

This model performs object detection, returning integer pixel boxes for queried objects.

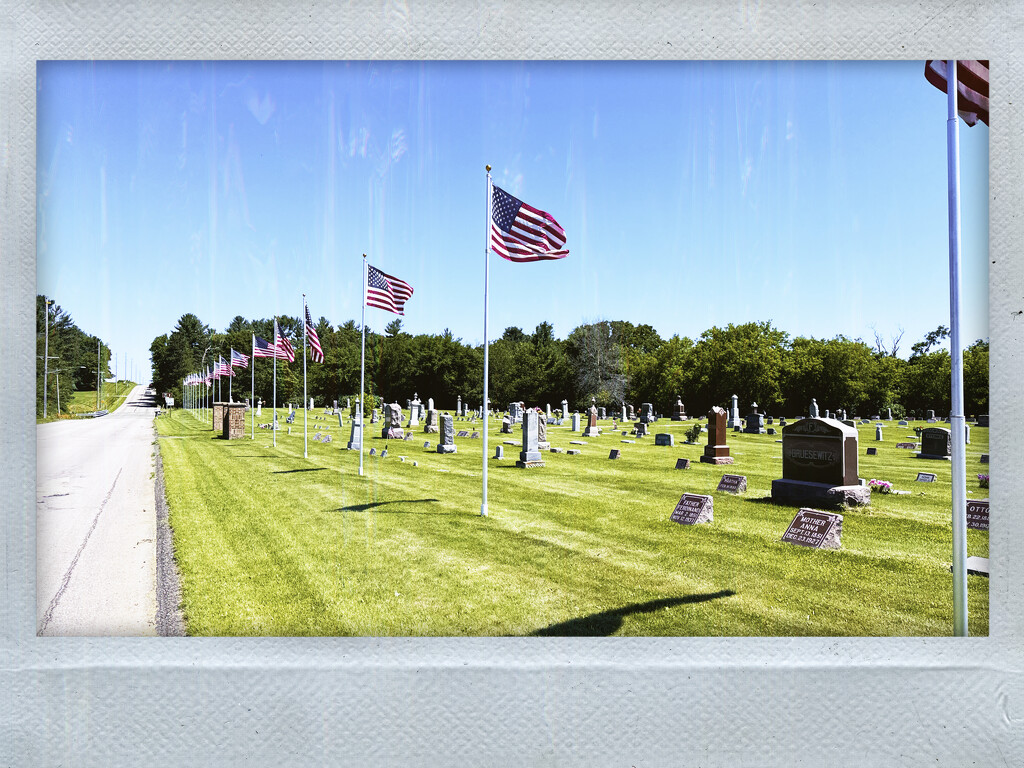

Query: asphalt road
[36,385,173,636]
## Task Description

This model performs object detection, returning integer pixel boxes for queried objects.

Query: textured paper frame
[2,2,1022,765]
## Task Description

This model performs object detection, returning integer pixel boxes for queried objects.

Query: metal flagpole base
[480,504,488,517]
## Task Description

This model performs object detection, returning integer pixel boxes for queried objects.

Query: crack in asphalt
[37,468,123,635]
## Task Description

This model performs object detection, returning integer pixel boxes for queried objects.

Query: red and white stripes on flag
[252,335,278,358]
[925,60,989,127]
[216,356,234,377]
[230,349,249,369]
[305,304,324,363]
[490,184,568,262]
[366,265,414,315]
[274,321,295,362]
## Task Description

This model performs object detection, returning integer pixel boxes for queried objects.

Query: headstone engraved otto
[674,458,691,470]
[670,494,713,525]
[915,472,937,482]
[966,499,989,531]
[716,474,747,494]
[781,509,843,549]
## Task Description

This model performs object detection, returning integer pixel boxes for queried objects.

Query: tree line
[35,295,116,416]
[150,313,989,419]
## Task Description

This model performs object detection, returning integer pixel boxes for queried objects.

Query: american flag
[216,356,234,377]
[230,349,249,369]
[274,321,295,362]
[925,60,989,127]
[204,368,212,385]
[366,264,414,315]
[305,304,324,363]
[490,184,568,262]
[253,335,278,358]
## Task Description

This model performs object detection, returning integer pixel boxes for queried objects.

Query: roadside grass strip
[158,411,988,636]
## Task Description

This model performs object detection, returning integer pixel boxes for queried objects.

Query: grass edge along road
[157,408,988,637]
[37,381,138,424]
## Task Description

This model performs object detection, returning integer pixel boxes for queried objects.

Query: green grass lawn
[37,381,136,423]
[157,409,989,637]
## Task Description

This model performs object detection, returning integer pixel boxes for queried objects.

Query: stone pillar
[700,406,734,465]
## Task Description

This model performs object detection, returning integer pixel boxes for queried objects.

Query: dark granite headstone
[976,415,989,427]
[654,433,674,446]
[716,474,747,494]
[781,509,843,549]
[674,458,691,470]
[670,494,713,525]
[494,445,503,459]
[918,427,952,460]
[608,449,620,460]
[966,499,989,530]
[771,417,869,507]
[700,406,733,465]
[980,454,989,463]
[866,447,877,455]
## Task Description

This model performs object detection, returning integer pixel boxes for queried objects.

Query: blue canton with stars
[492,186,522,233]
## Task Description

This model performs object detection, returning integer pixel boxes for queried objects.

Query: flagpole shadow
[531,591,736,637]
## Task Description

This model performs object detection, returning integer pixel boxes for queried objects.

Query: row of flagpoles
[180,58,983,634]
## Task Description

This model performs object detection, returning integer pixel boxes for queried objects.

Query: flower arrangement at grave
[685,424,703,444]
[977,474,989,488]
[868,479,893,494]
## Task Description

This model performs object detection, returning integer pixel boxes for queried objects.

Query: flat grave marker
[866,448,877,455]
[456,430,470,438]
[896,442,917,449]
[608,449,621,460]
[781,509,843,549]
[980,454,989,463]
[915,472,937,483]
[966,499,989,530]
[675,458,691,470]
[717,474,747,494]
[670,493,714,525]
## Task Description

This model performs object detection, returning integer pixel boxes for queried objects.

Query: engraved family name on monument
[781,509,843,549]
[771,417,869,507]
[670,494,713,525]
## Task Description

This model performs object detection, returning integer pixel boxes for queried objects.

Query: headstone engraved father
[670,494,713,525]
[771,417,870,507]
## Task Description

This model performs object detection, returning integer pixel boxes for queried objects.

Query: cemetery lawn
[157,410,989,637]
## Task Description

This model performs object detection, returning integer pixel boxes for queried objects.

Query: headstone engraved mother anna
[781,509,843,549]
[771,417,870,507]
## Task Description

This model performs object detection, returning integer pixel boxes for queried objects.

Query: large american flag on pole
[230,349,249,369]
[490,184,568,262]
[274,321,295,362]
[216,356,234,377]
[305,304,324,363]
[366,265,414,315]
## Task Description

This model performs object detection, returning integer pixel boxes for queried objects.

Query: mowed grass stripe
[159,411,988,636]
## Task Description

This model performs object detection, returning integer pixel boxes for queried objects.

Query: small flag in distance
[490,184,568,262]
[366,265,414,315]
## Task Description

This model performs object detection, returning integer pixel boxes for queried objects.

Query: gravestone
[717,474,747,494]
[655,433,674,447]
[926,409,935,420]
[309,397,314,410]
[516,410,544,468]
[457,395,462,416]
[886,407,893,420]
[640,403,654,424]
[915,472,937,483]
[824,410,831,420]
[436,413,457,454]
[256,401,262,416]
[781,509,843,549]
[370,408,379,424]
[675,458,691,470]
[583,402,601,437]
[608,449,621,460]
[980,454,989,463]
[976,415,989,427]
[771,417,869,507]
[424,408,439,434]
[369,448,376,457]
[423,441,431,448]
[408,395,421,428]
[621,404,628,422]
[337,413,344,428]
[635,422,649,437]
[599,407,606,420]
[562,399,569,421]
[966,499,989,531]
[427,397,434,412]
[809,398,819,418]
[728,394,740,428]
[382,403,405,439]
[500,414,513,434]
[546,403,552,421]
[743,404,766,434]
[627,404,635,420]
[455,430,469,438]
[965,423,971,445]
[767,428,777,435]
[536,411,549,449]
[842,419,857,429]
[494,445,503,459]
[899,420,908,426]
[866,447,877,455]
[571,413,581,432]
[917,427,952,460]
[567,449,581,455]
[670,494,713,525]
[700,406,733,465]
[875,426,883,441]
[672,397,687,421]
[896,442,916,449]
[470,431,480,439]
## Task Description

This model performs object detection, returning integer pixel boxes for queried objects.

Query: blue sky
[37,60,989,378]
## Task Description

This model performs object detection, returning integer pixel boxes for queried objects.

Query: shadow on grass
[336,498,440,513]
[273,467,329,474]
[531,590,736,637]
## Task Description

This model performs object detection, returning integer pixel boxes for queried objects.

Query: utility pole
[42,298,52,417]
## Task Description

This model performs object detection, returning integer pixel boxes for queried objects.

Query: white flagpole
[481,166,492,517]
[251,333,256,439]
[303,294,309,459]
[273,320,278,448]
[228,354,232,402]
[359,254,367,477]
[945,60,969,636]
